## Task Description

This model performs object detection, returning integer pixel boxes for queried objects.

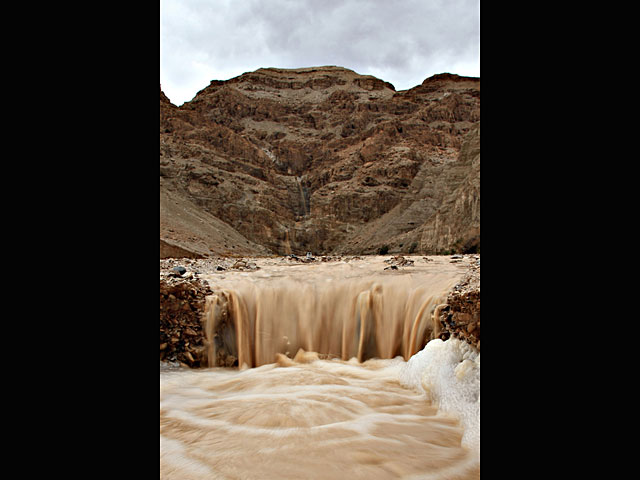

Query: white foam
[399,338,480,454]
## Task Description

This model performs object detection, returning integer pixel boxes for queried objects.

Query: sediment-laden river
[160,256,480,479]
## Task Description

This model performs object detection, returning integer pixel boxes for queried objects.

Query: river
[160,255,480,479]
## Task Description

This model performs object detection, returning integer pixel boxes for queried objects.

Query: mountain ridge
[160,67,479,257]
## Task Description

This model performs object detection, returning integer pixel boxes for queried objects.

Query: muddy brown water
[160,256,480,479]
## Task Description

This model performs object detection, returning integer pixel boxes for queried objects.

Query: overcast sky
[160,0,480,106]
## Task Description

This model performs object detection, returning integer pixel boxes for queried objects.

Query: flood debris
[384,255,415,269]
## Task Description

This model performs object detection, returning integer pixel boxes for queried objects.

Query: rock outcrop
[159,274,213,367]
[160,67,479,256]
[437,256,480,350]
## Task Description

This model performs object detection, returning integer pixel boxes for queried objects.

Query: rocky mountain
[160,66,479,257]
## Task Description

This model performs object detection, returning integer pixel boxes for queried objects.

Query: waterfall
[161,257,479,479]
[203,263,458,368]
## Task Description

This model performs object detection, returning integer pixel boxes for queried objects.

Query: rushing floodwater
[160,256,480,479]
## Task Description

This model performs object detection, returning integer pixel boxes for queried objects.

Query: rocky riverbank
[437,255,480,350]
[160,254,480,367]
[159,274,212,367]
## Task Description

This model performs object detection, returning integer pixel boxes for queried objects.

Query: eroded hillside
[160,66,479,257]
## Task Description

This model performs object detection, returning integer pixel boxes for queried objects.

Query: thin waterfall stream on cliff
[160,256,480,479]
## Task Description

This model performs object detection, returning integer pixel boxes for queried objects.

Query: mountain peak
[160,67,479,257]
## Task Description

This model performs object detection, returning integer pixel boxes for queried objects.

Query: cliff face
[160,67,479,256]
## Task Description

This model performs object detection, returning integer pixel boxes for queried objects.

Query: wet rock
[160,275,213,368]
[172,266,187,275]
[384,255,414,268]
[435,257,480,350]
[228,258,260,270]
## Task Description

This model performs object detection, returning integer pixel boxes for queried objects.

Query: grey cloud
[161,0,479,103]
